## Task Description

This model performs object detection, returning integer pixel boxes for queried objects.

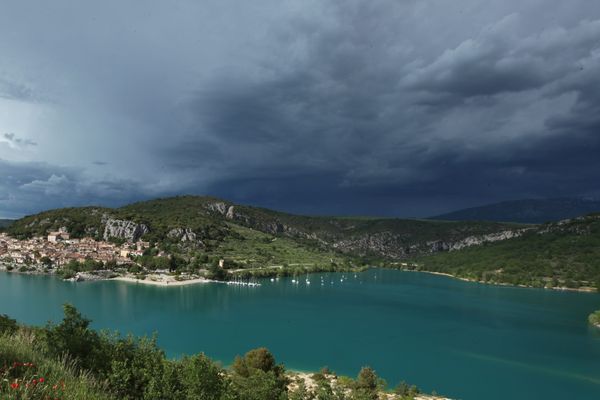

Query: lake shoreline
[111,275,217,287]
[1,262,597,293]
[399,269,598,293]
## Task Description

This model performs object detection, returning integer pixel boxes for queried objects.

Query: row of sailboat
[228,273,365,287]
[285,273,361,286]
[226,277,261,287]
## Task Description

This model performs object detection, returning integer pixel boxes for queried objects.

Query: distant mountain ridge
[431,198,600,223]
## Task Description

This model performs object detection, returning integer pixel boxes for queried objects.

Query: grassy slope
[411,215,600,289]
[0,333,110,399]
[214,223,346,268]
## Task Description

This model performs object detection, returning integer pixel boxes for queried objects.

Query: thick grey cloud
[0,159,145,218]
[1,0,599,218]
[1,133,37,149]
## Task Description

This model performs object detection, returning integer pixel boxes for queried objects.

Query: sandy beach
[288,371,452,400]
[111,275,215,287]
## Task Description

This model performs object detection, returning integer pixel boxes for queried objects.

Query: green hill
[410,214,600,290]
[6,195,517,270]
[0,219,14,229]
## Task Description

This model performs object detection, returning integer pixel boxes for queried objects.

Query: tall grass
[0,331,112,400]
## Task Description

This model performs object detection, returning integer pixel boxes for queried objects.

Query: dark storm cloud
[403,16,600,98]
[2,133,37,148]
[164,3,600,215]
[0,78,39,103]
[1,0,600,217]
[0,159,147,218]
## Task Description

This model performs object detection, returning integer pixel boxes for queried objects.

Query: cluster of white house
[0,230,152,267]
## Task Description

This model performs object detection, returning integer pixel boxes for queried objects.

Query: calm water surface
[1,269,599,400]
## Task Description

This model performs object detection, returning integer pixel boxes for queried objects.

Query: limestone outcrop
[103,218,149,242]
[167,228,201,243]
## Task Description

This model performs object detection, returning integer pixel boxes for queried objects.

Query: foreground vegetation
[409,215,600,290]
[589,311,600,328]
[0,306,433,400]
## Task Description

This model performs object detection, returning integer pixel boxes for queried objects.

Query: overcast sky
[1,0,599,218]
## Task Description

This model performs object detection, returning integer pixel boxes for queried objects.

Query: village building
[48,231,70,243]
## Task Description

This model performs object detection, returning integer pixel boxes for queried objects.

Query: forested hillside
[410,215,600,290]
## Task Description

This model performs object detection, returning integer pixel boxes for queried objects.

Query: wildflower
[10,382,19,389]
[39,377,45,383]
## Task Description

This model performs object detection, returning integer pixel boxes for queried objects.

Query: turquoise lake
[1,269,599,399]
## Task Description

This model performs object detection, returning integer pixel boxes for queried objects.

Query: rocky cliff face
[330,229,530,259]
[203,200,527,259]
[332,232,411,258]
[167,228,205,246]
[448,229,529,251]
[206,202,234,218]
[205,202,316,239]
[103,218,149,242]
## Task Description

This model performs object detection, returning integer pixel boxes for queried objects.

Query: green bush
[178,353,229,399]
[43,304,109,374]
[231,348,289,400]
[0,314,18,335]
[352,367,382,400]
[103,335,166,400]
[589,310,600,327]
